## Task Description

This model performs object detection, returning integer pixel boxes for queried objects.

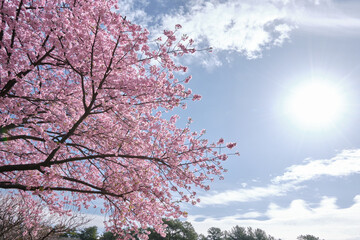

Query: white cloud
[273,149,360,183]
[154,0,360,58]
[190,211,263,222]
[198,183,298,206]
[156,0,294,59]
[117,0,152,26]
[189,195,360,240]
[199,149,360,206]
[83,213,107,229]
[296,14,360,30]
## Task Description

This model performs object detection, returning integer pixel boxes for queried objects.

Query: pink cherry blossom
[184,75,192,83]
[226,142,237,149]
[192,94,202,101]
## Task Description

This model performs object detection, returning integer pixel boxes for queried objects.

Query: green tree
[198,234,208,240]
[79,226,98,240]
[60,229,81,238]
[225,226,278,240]
[99,231,117,240]
[297,235,322,240]
[207,227,224,240]
[147,219,198,240]
[226,226,248,240]
[253,228,274,240]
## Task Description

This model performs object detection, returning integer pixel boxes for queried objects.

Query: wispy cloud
[273,149,360,183]
[199,149,360,206]
[198,183,299,206]
[189,195,360,240]
[288,0,360,30]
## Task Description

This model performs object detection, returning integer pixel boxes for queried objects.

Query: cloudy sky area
[87,1,360,239]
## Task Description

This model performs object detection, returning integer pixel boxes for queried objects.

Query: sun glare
[287,81,344,128]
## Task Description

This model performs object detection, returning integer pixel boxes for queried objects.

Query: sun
[286,81,345,128]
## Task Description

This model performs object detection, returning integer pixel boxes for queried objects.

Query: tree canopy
[297,235,323,240]
[147,218,198,240]
[0,0,235,238]
[207,227,224,240]
[78,226,98,240]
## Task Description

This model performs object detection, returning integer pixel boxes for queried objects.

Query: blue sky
[87,1,360,239]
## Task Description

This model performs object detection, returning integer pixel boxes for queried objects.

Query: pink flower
[189,48,196,53]
[192,94,202,101]
[170,115,179,124]
[217,138,224,145]
[163,30,174,37]
[220,154,228,160]
[226,142,236,149]
[184,75,192,83]
[175,24,182,30]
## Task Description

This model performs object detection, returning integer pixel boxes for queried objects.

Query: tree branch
[0,135,45,142]
[0,182,131,198]
[0,153,169,173]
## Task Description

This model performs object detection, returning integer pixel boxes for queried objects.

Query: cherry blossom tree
[0,194,89,240]
[0,0,236,239]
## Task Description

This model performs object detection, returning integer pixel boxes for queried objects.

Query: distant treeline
[60,219,324,240]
